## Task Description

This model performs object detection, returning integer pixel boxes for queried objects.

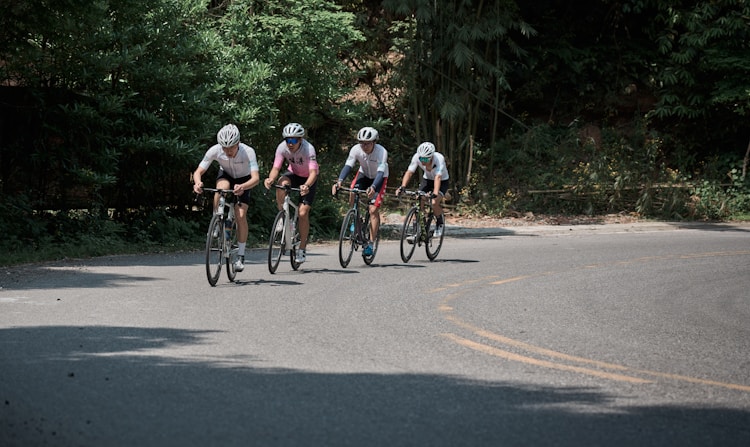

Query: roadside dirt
[382,210,644,228]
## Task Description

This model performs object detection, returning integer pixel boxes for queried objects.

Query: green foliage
[459,118,748,221]
[382,0,533,188]
[2,0,750,266]
[213,0,365,154]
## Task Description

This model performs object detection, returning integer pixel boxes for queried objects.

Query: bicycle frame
[398,189,444,263]
[201,188,240,286]
[335,187,378,267]
[267,184,302,273]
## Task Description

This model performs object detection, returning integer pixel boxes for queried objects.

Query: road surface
[1,221,749,446]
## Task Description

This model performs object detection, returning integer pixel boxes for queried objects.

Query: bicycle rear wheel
[362,210,379,265]
[205,215,224,286]
[268,211,285,274]
[425,214,444,261]
[338,209,357,268]
[400,207,419,263]
[226,218,238,282]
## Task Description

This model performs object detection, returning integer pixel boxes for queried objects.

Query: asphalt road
[1,221,749,446]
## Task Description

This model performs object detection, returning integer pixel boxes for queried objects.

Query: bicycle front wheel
[226,218,238,282]
[400,207,419,263]
[205,215,224,286]
[268,211,285,274]
[290,218,301,271]
[362,210,379,265]
[425,214,444,261]
[338,209,357,268]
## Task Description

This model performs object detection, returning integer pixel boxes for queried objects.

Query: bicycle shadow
[215,278,304,287]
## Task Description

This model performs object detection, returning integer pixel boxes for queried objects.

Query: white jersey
[344,143,389,179]
[199,143,259,178]
[407,151,449,181]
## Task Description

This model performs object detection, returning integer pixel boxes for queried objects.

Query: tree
[0,0,221,212]
[213,0,366,154]
[382,0,534,194]
[640,0,750,157]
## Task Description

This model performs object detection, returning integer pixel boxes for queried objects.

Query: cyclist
[394,141,449,238]
[193,124,260,272]
[331,126,389,256]
[263,122,319,264]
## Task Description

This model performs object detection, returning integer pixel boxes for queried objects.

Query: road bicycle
[334,187,379,268]
[398,189,445,263]
[201,188,240,286]
[267,184,302,273]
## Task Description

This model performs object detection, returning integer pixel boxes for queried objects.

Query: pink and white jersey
[199,143,259,178]
[272,139,319,178]
[407,152,449,180]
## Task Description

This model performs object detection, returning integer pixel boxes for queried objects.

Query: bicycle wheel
[338,209,357,268]
[225,218,238,282]
[400,207,419,263]
[362,210,379,265]
[205,215,224,286]
[290,218,301,271]
[425,214,444,261]
[268,211,285,274]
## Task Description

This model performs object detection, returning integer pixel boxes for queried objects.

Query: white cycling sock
[238,242,246,256]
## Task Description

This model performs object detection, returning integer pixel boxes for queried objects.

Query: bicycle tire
[362,210,378,265]
[226,217,238,282]
[205,214,224,286]
[290,217,301,271]
[400,207,419,263]
[425,214,444,261]
[338,209,357,268]
[268,211,285,274]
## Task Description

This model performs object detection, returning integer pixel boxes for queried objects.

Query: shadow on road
[1,325,748,447]
[667,221,750,233]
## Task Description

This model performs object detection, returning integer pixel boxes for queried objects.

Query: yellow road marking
[442,333,652,384]
[445,314,629,371]
[437,249,750,392]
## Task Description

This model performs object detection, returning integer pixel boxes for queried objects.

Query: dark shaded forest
[1,0,748,263]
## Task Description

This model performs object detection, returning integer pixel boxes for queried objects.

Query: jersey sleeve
[307,145,319,172]
[407,154,419,173]
[272,143,285,169]
[198,146,218,171]
[246,146,260,172]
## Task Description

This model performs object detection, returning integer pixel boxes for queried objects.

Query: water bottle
[290,219,296,236]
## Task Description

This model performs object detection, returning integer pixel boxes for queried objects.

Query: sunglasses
[419,156,431,163]
[285,137,300,145]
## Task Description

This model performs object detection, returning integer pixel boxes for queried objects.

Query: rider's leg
[235,203,249,245]
[298,203,311,250]
[432,195,444,226]
[369,203,380,244]
[215,178,230,211]
[276,176,291,211]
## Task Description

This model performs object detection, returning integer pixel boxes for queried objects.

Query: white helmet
[416,142,435,158]
[356,127,378,142]
[217,124,240,147]
[282,122,305,138]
